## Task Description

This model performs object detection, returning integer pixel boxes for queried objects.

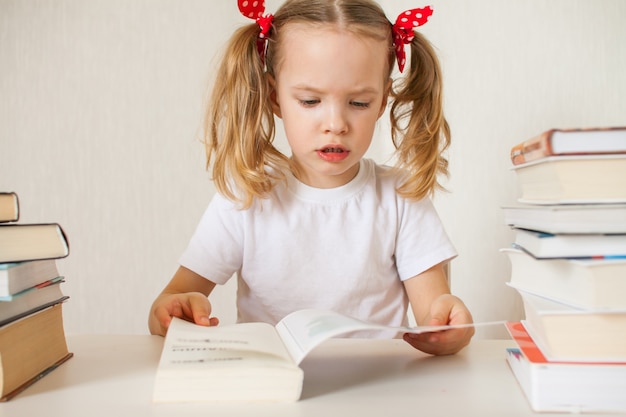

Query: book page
[275,309,496,364]
[160,317,294,366]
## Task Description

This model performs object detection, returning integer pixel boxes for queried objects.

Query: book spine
[510,130,554,165]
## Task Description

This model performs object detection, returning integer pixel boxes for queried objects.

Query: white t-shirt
[179,158,456,336]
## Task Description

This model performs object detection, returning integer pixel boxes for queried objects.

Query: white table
[0,335,612,417]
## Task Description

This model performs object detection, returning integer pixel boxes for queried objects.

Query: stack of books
[501,127,626,413]
[0,192,72,401]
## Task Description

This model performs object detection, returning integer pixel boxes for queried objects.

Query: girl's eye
[351,101,370,108]
[299,99,320,107]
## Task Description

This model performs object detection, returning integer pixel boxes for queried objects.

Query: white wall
[1,0,624,338]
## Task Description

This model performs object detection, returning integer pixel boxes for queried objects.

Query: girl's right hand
[149,292,219,336]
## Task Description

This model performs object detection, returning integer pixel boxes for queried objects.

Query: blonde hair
[205,0,450,207]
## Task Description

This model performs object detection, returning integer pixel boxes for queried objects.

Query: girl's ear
[267,74,282,118]
[378,78,392,118]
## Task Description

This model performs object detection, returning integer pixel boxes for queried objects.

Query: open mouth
[317,145,350,162]
[321,147,346,153]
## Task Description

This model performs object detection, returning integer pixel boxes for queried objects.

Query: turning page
[275,309,492,364]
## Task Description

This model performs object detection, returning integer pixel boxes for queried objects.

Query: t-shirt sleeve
[178,194,243,285]
[394,196,457,281]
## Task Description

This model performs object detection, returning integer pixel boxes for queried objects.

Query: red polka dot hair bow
[238,0,274,64]
[392,6,433,72]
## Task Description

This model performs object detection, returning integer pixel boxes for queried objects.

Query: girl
[149,0,474,355]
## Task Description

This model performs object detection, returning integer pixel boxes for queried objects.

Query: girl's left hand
[403,294,474,355]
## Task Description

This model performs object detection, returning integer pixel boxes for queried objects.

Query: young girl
[149,0,474,355]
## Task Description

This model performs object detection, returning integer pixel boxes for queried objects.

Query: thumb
[187,293,213,326]
[428,294,454,326]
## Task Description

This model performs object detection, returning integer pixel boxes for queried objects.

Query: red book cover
[505,321,547,363]
[506,321,625,365]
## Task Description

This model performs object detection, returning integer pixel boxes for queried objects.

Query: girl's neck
[288,158,361,189]
[287,159,370,202]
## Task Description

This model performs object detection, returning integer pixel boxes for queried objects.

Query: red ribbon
[392,6,433,72]
[238,0,274,63]
[237,1,432,72]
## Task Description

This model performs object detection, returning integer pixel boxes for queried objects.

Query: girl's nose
[324,105,348,135]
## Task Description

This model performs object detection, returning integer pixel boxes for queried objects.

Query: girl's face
[270,24,390,189]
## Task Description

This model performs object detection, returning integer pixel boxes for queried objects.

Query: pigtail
[205,24,288,208]
[390,31,450,200]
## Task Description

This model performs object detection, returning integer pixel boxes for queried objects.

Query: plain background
[1,0,625,338]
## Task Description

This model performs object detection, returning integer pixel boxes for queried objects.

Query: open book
[152,309,496,403]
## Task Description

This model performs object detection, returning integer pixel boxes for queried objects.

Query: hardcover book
[0,223,69,263]
[0,303,72,401]
[511,227,626,259]
[512,155,626,204]
[0,193,19,223]
[0,278,68,327]
[502,247,626,310]
[516,290,626,362]
[0,259,60,298]
[502,204,626,234]
[510,127,626,165]
[505,321,626,413]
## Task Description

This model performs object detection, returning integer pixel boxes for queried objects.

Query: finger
[405,329,442,345]
[403,328,470,356]
[187,293,213,326]
[403,332,441,353]
[428,294,455,326]
[154,305,174,329]
[150,304,177,336]
[448,303,474,326]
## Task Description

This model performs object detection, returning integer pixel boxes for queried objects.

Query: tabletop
[0,334,609,417]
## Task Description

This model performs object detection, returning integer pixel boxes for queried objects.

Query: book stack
[0,192,73,401]
[501,127,626,413]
